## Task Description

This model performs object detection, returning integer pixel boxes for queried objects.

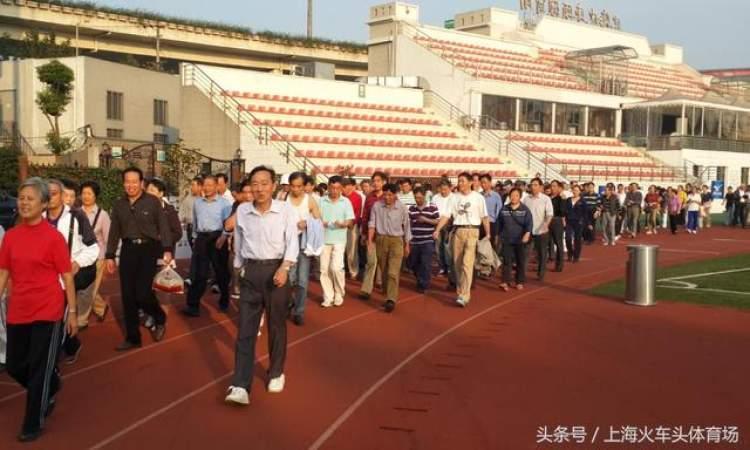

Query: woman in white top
[286,172,320,326]
[77,181,112,326]
[686,188,702,234]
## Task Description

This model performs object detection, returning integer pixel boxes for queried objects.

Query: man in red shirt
[343,178,363,280]
[358,171,387,300]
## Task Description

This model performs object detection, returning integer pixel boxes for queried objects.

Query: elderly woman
[77,181,112,325]
[0,177,77,442]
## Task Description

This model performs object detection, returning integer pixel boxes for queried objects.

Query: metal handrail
[181,63,327,179]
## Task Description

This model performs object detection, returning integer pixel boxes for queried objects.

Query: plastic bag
[153,265,184,294]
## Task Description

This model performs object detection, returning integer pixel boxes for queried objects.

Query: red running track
[0,227,749,449]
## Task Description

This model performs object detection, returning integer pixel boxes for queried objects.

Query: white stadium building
[1,1,748,189]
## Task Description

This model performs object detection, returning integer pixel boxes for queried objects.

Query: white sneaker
[456,298,467,308]
[603,242,609,246]
[268,374,285,393]
[225,386,249,405]
[321,301,334,308]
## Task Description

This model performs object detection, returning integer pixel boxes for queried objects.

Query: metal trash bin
[625,244,659,306]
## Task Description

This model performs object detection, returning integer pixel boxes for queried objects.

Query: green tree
[161,141,203,196]
[0,31,74,59]
[35,60,75,155]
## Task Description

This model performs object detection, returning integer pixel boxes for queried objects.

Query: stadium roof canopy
[623,89,750,113]
[565,45,639,64]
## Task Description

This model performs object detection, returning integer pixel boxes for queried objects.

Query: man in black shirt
[549,180,567,272]
[723,186,735,226]
[106,167,173,351]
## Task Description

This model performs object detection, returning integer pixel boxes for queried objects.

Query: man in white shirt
[226,165,299,405]
[523,177,553,281]
[216,173,235,203]
[432,179,455,280]
[397,179,416,206]
[434,173,491,308]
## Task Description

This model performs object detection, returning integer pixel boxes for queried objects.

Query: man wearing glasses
[433,173,491,308]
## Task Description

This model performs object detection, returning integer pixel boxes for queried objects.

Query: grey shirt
[368,200,412,242]
[522,193,554,236]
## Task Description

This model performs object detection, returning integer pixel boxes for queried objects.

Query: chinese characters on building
[520,1,622,30]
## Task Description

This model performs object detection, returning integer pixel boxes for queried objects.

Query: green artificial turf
[591,253,750,309]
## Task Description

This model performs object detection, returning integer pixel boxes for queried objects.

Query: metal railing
[624,134,750,154]
[181,63,325,178]
[399,22,481,81]
[423,90,565,180]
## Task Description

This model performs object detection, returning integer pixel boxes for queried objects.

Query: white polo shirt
[443,191,487,226]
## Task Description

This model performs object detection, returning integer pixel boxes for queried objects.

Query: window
[481,95,516,130]
[716,166,726,182]
[153,99,168,126]
[555,103,585,136]
[153,133,169,144]
[106,128,123,138]
[588,107,616,137]
[106,91,123,121]
[742,168,749,185]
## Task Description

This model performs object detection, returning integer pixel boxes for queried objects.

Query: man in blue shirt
[183,175,233,316]
[319,176,355,307]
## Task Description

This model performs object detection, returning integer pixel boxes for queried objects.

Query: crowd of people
[0,164,746,441]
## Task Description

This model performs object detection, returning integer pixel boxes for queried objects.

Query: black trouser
[565,222,583,262]
[549,218,565,270]
[734,204,746,227]
[615,209,625,235]
[232,260,289,390]
[119,240,165,345]
[501,242,527,284]
[61,266,96,357]
[531,233,549,280]
[7,320,63,434]
[187,231,230,310]
[669,214,680,234]
[583,211,596,244]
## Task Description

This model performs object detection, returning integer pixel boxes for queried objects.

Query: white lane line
[308,267,616,450]
[658,267,750,282]
[88,295,421,450]
[0,316,236,404]
[655,286,750,296]
[660,248,721,255]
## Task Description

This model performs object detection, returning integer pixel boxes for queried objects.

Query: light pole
[307,0,313,39]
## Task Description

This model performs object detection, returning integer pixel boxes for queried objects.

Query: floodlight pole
[307,0,313,39]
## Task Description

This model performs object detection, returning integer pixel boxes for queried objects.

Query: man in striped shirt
[407,187,440,293]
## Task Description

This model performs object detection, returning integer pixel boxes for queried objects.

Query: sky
[92,0,749,70]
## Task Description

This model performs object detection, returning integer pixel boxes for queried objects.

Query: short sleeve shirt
[320,196,355,245]
[444,191,488,226]
[0,221,71,324]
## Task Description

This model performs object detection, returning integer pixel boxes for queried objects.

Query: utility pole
[307,0,313,39]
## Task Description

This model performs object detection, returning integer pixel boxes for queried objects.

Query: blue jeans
[687,211,699,231]
[725,205,734,226]
[289,246,311,317]
[410,243,435,290]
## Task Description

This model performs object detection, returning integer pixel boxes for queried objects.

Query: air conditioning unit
[295,61,335,80]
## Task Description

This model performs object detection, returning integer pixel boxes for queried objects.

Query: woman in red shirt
[0,177,77,442]
[644,185,662,235]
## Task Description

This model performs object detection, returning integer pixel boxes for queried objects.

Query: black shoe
[17,429,42,442]
[416,286,425,294]
[64,344,82,366]
[358,292,370,301]
[115,341,142,352]
[0,362,6,373]
[180,307,200,317]
[292,315,304,326]
[150,324,166,342]
[537,274,545,282]
[383,300,396,313]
